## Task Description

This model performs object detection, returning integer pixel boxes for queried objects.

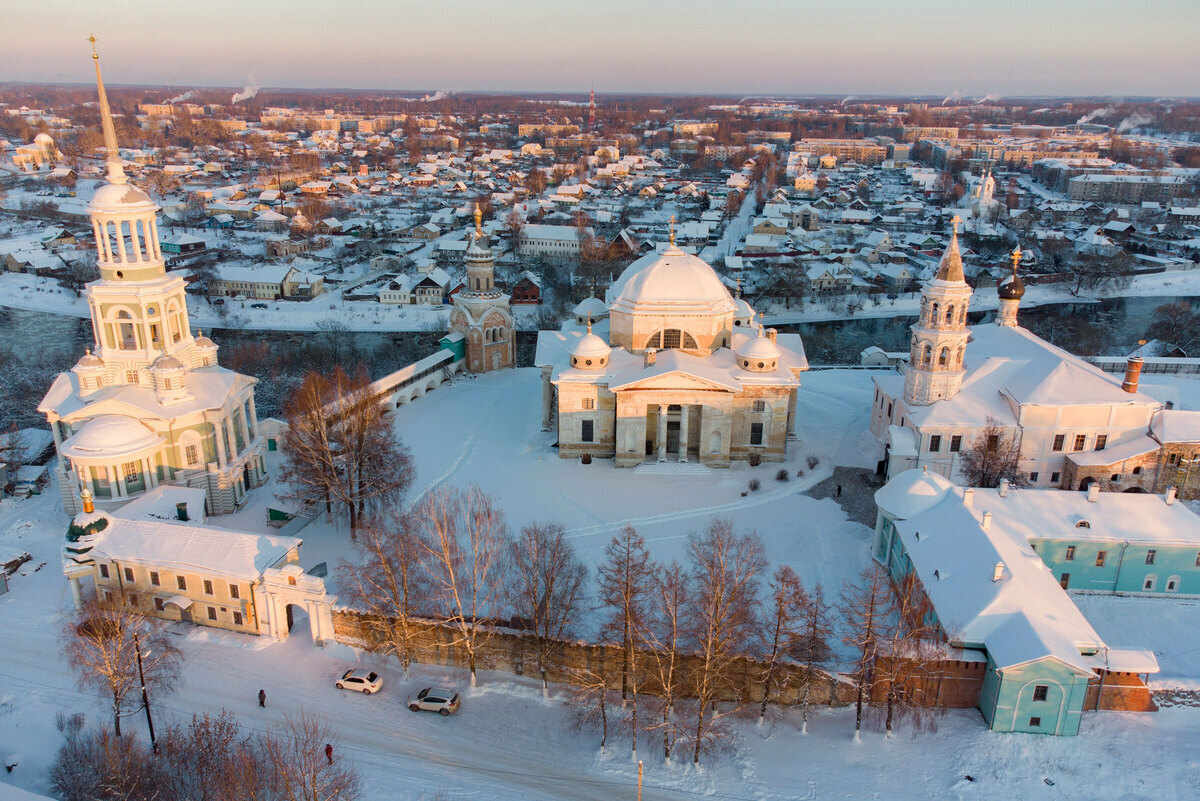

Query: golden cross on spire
[88,34,98,58]
[668,215,675,246]
[950,214,962,234]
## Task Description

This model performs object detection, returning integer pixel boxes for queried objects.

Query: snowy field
[2,369,1200,799]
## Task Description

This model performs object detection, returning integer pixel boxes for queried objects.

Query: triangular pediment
[61,395,173,427]
[612,369,738,393]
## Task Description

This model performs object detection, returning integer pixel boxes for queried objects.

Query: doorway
[666,421,681,453]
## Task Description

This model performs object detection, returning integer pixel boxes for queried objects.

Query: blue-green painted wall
[1033,538,1199,594]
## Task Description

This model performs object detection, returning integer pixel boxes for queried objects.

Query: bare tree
[261,712,361,801]
[159,711,265,801]
[566,664,614,754]
[414,484,509,686]
[686,518,767,764]
[871,574,946,737]
[337,510,430,676]
[65,599,183,737]
[280,371,340,519]
[840,564,891,741]
[959,416,1025,489]
[3,423,27,482]
[596,524,657,704]
[1147,301,1200,355]
[49,720,163,801]
[795,583,834,734]
[507,521,588,697]
[758,564,808,726]
[641,560,688,762]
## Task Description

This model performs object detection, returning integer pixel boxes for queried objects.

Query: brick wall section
[1084,671,1158,712]
[332,608,856,705]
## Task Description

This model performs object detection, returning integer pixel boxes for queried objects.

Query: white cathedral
[39,46,266,516]
[535,230,808,467]
[870,217,1164,488]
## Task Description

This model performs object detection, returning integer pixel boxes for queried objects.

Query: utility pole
[134,632,158,754]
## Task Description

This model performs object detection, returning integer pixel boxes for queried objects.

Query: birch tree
[507,521,588,697]
[873,574,946,737]
[758,564,808,726]
[414,484,509,686]
[686,518,767,765]
[337,510,430,676]
[840,564,891,741]
[261,712,361,801]
[596,524,657,703]
[64,599,183,737]
[641,560,688,762]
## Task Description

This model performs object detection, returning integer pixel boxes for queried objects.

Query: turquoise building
[874,470,1171,735]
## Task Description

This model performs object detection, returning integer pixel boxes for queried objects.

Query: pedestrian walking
[836,484,842,498]
[325,743,334,764]
[258,689,266,708]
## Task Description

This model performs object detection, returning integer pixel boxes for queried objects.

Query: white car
[335,669,382,694]
[407,687,460,716]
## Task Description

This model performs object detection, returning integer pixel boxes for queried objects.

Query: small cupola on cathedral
[149,352,191,406]
[570,319,611,370]
[732,278,755,328]
[996,246,1026,327]
[192,329,219,367]
[72,349,107,395]
[737,322,781,372]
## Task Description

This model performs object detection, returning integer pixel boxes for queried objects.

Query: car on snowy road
[335,669,382,694]
[406,687,460,715]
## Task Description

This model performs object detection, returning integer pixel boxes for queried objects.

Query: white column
[115,221,129,263]
[129,219,143,263]
[656,405,668,463]
[93,220,105,262]
[69,577,83,610]
[247,397,258,439]
[112,465,124,498]
[678,404,689,462]
[226,414,239,459]
[212,417,229,469]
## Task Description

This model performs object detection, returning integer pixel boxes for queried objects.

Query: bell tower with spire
[450,203,514,372]
[82,36,200,385]
[904,216,973,406]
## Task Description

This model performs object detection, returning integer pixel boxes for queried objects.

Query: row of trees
[340,486,948,764]
[51,710,359,801]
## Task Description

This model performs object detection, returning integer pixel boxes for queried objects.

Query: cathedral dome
[150,353,185,372]
[737,327,781,372]
[570,330,611,369]
[733,297,755,327]
[88,181,158,216]
[73,349,105,372]
[997,271,1025,300]
[62,415,163,460]
[608,245,736,315]
[573,296,608,323]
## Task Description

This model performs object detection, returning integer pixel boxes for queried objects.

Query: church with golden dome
[38,42,266,516]
[535,228,808,467]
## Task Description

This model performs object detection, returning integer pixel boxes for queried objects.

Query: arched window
[647,332,662,348]
[938,347,950,366]
[930,302,939,323]
[945,304,955,325]
[115,310,137,350]
[921,343,932,368]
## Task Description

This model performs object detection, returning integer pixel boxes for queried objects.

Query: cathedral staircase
[634,460,713,477]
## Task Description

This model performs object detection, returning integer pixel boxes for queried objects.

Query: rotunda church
[38,44,266,516]
[535,236,808,467]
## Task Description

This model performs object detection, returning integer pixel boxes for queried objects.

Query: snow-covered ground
[2,369,1199,800]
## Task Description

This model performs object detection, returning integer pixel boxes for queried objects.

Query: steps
[634,460,713,477]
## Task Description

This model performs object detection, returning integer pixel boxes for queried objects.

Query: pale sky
[4,0,1198,97]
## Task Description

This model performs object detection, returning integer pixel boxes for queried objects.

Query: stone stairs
[634,460,713,477]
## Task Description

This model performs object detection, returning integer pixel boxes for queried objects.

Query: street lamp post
[133,632,158,754]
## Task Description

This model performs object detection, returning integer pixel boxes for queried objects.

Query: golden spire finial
[951,214,962,235]
[668,215,675,246]
[586,314,592,335]
[736,276,742,298]
[474,202,482,238]
[89,34,126,184]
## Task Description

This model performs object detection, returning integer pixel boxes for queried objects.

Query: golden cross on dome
[1011,246,1022,270]
[668,215,675,246]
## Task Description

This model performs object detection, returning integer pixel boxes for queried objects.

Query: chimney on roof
[963,487,975,506]
[1087,483,1100,503]
[981,511,992,531]
[1122,356,1143,394]
[1166,486,1177,505]
[644,349,657,368]
[766,327,778,344]
[992,561,1005,582]
[999,478,1010,498]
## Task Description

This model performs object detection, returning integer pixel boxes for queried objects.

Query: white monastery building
[536,227,808,467]
[38,46,266,517]
[870,218,1163,488]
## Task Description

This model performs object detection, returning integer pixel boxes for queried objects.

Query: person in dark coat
[836,484,842,497]
[325,743,333,764]
[258,689,266,707]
